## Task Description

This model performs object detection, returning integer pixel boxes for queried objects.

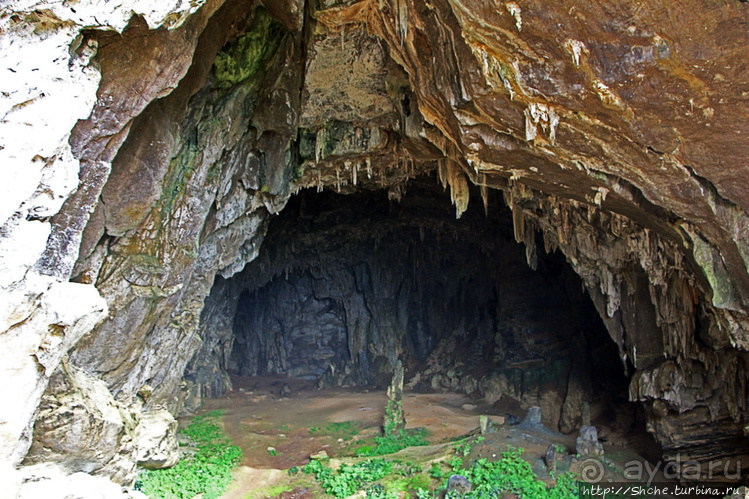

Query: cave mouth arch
[188,174,659,457]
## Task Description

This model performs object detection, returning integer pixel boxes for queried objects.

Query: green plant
[366,484,399,499]
[416,487,433,499]
[135,410,242,499]
[288,466,300,476]
[383,399,405,436]
[396,463,422,476]
[358,428,429,456]
[247,484,292,499]
[429,462,446,479]
[405,474,431,492]
[455,441,472,457]
[302,458,394,498]
[447,446,579,499]
[356,445,377,456]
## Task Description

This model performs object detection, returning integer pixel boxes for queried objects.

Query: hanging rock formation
[1,0,749,492]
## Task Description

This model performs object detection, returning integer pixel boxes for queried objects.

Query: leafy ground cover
[355,428,430,457]
[135,410,243,499]
[303,439,579,499]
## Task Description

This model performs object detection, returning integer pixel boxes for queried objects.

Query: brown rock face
[10,0,748,485]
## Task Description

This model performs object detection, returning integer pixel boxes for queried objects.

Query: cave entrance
[190,175,659,464]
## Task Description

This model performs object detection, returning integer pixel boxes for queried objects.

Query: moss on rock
[213,8,285,89]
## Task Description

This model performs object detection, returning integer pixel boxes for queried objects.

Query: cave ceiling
[1,0,749,488]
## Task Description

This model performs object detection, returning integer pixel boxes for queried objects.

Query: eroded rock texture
[189,180,630,434]
[1,0,749,490]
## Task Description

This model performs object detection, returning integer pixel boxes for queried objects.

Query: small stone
[310,450,329,460]
[447,475,472,495]
[267,446,277,455]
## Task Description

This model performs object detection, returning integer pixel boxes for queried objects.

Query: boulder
[23,361,137,484]
[447,475,472,495]
[134,409,179,470]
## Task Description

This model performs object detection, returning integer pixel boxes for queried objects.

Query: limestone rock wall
[0,0,748,489]
[0,0,207,474]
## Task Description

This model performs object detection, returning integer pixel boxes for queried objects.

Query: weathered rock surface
[133,410,179,470]
[0,283,107,468]
[17,463,143,499]
[218,182,615,410]
[576,425,605,459]
[24,360,138,484]
[0,0,748,487]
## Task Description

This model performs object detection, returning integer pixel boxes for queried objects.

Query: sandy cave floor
[186,376,666,499]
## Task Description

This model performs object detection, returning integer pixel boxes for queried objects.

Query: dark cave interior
[191,175,660,458]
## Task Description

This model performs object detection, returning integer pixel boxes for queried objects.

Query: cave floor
[191,376,666,499]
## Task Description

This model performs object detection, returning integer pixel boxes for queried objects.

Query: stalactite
[397,0,408,47]
[315,126,326,164]
[438,158,448,190]
[524,222,537,271]
[446,159,469,218]
[512,204,524,245]
[480,181,489,217]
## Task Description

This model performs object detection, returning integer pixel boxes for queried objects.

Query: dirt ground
[191,376,667,499]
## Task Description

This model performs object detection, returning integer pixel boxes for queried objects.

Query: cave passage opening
[191,174,660,460]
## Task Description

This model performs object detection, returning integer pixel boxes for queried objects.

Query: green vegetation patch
[302,458,394,498]
[135,410,243,499]
[302,444,578,499]
[357,428,430,457]
[433,446,579,499]
[213,8,286,88]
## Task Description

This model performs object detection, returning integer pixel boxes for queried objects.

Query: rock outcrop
[1,0,748,490]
